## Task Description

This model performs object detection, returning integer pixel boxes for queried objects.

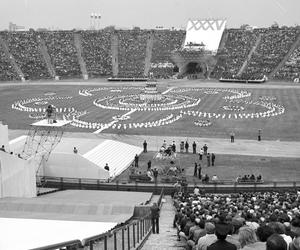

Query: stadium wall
[0,151,36,198]
[0,123,9,152]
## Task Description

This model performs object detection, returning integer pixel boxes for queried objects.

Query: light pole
[90,13,101,30]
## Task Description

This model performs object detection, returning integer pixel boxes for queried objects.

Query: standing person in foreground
[198,164,202,179]
[143,140,147,153]
[192,141,197,154]
[185,140,189,153]
[207,153,211,167]
[199,148,204,160]
[203,144,208,155]
[150,202,160,234]
[258,129,262,141]
[230,131,235,143]
[211,153,216,166]
[134,154,139,168]
[194,162,198,177]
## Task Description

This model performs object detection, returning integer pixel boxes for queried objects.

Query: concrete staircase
[141,196,185,250]
[269,33,300,79]
[144,32,154,77]
[0,36,24,81]
[111,33,119,77]
[237,34,262,77]
[82,140,143,178]
[74,33,88,80]
[37,36,56,79]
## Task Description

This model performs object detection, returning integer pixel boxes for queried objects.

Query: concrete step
[141,196,186,250]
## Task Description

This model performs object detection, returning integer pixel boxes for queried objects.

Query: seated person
[202,174,209,183]
[250,174,256,181]
[211,175,219,182]
[257,174,263,181]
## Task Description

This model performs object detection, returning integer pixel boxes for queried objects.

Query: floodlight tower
[21,119,70,184]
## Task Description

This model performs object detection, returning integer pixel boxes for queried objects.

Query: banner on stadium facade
[184,19,227,54]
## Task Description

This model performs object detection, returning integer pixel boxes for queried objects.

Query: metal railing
[82,217,152,250]
[39,175,300,194]
[29,217,152,250]
[29,240,82,250]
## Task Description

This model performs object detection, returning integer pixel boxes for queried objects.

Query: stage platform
[0,190,152,223]
[31,119,71,127]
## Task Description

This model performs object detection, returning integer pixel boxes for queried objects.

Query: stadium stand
[211,29,258,79]
[174,190,300,249]
[1,31,50,80]
[117,29,148,78]
[0,42,19,81]
[150,30,185,79]
[0,28,300,81]
[275,45,300,81]
[39,31,81,79]
[241,28,300,80]
[81,30,113,78]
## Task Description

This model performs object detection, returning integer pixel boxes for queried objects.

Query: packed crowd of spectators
[240,28,299,80]
[236,174,263,183]
[0,31,50,80]
[81,30,113,77]
[0,44,19,81]
[117,29,148,78]
[40,31,81,79]
[150,30,185,79]
[212,29,257,79]
[0,28,298,82]
[275,46,300,81]
[173,190,300,250]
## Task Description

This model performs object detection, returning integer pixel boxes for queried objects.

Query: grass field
[1,82,300,141]
[114,151,300,183]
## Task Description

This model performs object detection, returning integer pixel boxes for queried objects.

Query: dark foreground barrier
[219,78,266,83]
[40,176,300,195]
[107,77,148,82]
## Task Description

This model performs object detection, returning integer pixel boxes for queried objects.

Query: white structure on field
[140,82,162,101]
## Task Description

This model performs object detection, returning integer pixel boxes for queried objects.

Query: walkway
[105,134,300,158]
[142,195,185,250]
[8,130,300,158]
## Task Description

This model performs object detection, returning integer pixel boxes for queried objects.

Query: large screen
[184,19,227,54]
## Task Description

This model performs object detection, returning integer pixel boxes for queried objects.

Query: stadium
[0,1,300,249]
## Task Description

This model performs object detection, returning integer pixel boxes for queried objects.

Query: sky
[0,0,300,30]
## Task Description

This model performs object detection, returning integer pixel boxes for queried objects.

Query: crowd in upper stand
[173,190,300,250]
[275,46,300,81]
[81,30,113,78]
[212,29,257,79]
[241,28,299,80]
[150,30,185,79]
[0,27,299,81]
[39,31,81,79]
[0,31,50,80]
[117,29,148,78]
[0,46,19,81]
